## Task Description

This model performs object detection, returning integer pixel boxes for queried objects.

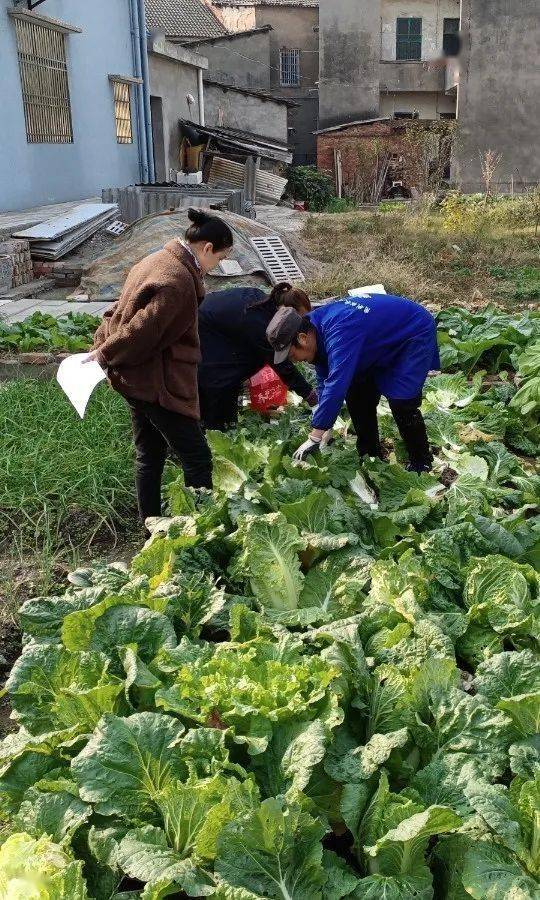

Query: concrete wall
[188,30,271,91]
[253,5,319,163]
[381,0,460,61]
[380,90,456,117]
[453,0,540,192]
[148,40,207,181]
[380,60,445,93]
[204,82,288,142]
[252,6,319,92]
[208,2,319,163]
[0,0,141,212]
[319,0,381,129]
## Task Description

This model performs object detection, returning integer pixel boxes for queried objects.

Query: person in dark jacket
[89,208,233,525]
[266,293,440,472]
[197,282,317,430]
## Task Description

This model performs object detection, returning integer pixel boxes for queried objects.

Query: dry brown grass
[300,207,540,311]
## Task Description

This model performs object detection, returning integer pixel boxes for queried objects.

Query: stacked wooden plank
[12,203,118,261]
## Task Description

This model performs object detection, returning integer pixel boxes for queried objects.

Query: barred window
[14,18,73,143]
[396,17,422,61]
[280,49,300,87]
[112,80,133,144]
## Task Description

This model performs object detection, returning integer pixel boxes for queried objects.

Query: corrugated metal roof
[209,157,288,203]
[180,118,293,162]
[146,0,226,38]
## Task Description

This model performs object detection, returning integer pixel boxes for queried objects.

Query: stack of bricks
[0,239,34,292]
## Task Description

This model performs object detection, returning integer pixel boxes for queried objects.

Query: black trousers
[126,397,212,523]
[346,376,432,469]
[198,382,240,432]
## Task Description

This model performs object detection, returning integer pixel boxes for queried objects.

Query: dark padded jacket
[197,287,313,398]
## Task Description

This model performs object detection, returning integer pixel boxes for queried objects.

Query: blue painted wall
[0,0,141,212]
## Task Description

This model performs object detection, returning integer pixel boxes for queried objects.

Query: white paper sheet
[348,284,387,297]
[56,353,106,419]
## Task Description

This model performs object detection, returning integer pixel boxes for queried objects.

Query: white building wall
[381,0,460,61]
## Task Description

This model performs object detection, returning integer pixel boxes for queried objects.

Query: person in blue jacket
[197,282,317,430]
[266,294,440,472]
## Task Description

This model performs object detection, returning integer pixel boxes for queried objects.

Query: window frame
[442,17,460,57]
[13,16,74,144]
[396,17,422,61]
[279,48,300,87]
[111,78,134,145]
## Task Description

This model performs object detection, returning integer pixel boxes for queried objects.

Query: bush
[287,165,334,212]
[324,197,357,214]
[440,191,490,234]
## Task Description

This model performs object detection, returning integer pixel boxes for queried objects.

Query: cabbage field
[0,304,539,898]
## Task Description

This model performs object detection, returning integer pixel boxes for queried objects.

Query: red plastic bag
[249,365,288,412]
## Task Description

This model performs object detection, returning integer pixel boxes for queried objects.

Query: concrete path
[0,297,111,324]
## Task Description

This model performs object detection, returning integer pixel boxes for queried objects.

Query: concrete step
[0,278,56,303]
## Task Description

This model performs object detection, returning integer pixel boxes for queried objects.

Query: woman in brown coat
[89,209,233,526]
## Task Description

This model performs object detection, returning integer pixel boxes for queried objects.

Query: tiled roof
[212,1,318,6]
[146,0,226,38]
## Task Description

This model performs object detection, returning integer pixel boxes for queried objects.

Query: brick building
[316,117,453,201]
[318,0,540,194]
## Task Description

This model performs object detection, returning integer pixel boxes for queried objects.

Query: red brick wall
[317,122,407,195]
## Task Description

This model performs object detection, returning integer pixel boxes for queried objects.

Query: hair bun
[276,282,292,295]
[187,208,209,225]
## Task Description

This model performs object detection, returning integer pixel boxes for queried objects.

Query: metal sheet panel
[100,186,244,223]
[208,158,287,204]
[13,204,118,241]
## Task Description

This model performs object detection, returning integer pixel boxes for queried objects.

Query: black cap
[266,307,303,364]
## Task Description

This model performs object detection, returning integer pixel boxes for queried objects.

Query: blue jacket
[310,295,440,430]
[198,288,312,398]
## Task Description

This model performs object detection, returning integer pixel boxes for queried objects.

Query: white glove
[292,436,321,461]
[320,429,335,449]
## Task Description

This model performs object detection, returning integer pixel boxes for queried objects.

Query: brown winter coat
[93,240,206,418]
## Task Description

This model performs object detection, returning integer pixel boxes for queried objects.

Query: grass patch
[0,379,136,554]
[301,205,540,308]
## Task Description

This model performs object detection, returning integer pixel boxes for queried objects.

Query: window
[443,18,460,56]
[393,111,419,119]
[280,49,300,87]
[396,17,422,61]
[112,80,133,144]
[439,111,457,120]
[14,18,73,143]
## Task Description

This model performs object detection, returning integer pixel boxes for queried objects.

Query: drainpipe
[128,0,149,182]
[135,0,156,182]
[197,68,205,126]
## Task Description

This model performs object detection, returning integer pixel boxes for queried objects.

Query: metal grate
[280,48,300,87]
[112,80,133,144]
[14,18,73,143]
[251,235,304,285]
